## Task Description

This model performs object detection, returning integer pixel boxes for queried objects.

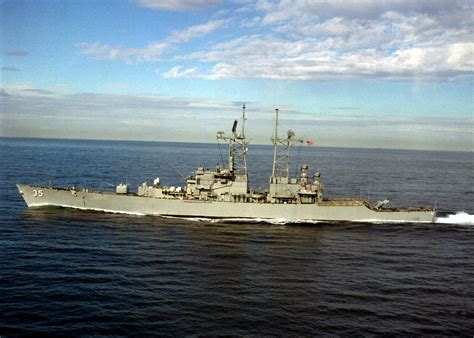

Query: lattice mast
[240,104,248,179]
[271,108,303,179]
[216,104,248,179]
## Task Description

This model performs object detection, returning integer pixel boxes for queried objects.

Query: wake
[435,212,474,225]
[168,213,474,226]
[98,210,473,226]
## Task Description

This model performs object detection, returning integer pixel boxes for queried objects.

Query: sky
[1,0,473,151]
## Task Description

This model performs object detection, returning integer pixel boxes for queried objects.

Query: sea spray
[435,212,474,225]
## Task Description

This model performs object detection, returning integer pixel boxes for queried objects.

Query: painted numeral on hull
[33,189,44,197]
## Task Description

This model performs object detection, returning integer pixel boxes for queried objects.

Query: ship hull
[17,184,436,223]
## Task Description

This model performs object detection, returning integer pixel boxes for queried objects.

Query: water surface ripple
[1,138,473,335]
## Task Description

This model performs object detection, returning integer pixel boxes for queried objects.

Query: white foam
[30,203,146,216]
[161,215,290,224]
[161,215,216,222]
[30,203,473,226]
[435,212,474,225]
[162,216,320,224]
[221,217,290,224]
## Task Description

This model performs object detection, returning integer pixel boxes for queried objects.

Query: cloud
[0,84,237,118]
[332,106,360,110]
[103,82,129,91]
[256,0,471,22]
[0,83,57,95]
[79,0,473,81]
[21,88,55,95]
[79,41,169,62]
[135,0,223,11]
[1,67,20,72]
[4,50,29,57]
[168,19,228,43]
[0,85,247,142]
[167,0,474,81]
[1,84,471,146]
[121,119,161,126]
[80,19,227,62]
[163,66,203,78]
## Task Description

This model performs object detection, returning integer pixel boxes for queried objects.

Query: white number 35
[33,189,44,197]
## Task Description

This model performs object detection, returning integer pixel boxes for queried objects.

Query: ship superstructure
[134,105,323,206]
[17,105,437,223]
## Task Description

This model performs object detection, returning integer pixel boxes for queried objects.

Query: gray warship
[17,106,436,223]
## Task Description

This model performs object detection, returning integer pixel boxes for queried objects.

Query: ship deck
[24,185,435,213]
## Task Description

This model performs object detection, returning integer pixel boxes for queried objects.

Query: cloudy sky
[1,0,473,150]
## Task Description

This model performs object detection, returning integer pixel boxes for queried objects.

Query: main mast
[241,103,248,181]
[271,108,279,178]
[271,108,303,180]
[216,104,248,180]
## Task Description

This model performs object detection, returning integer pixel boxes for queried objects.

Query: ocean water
[0,137,473,335]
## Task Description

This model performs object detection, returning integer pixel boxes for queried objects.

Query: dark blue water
[1,138,473,335]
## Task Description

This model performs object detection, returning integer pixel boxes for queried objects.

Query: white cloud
[163,66,203,78]
[80,19,227,62]
[1,84,472,149]
[79,40,171,62]
[121,119,161,126]
[103,83,129,91]
[169,38,474,81]
[167,0,474,81]
[168,19,228,43]
[0,83,58,95]
[81,0,473,81]
[0,85,248,141]
[135,0,223,11]
[257,0,471,22]
[0,84,238,118]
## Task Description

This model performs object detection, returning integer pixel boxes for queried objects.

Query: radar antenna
[271,108,303,179]
[216,104,249,183]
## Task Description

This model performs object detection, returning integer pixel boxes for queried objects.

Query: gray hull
[17,184,436,223]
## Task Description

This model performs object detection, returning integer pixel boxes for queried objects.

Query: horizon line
[1,135,472,153]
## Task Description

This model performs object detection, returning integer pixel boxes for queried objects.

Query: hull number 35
[33,189,44,197]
